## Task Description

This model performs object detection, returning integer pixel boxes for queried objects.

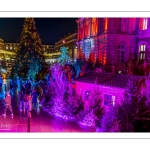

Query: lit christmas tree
[57,46,70,65]
[11,18,49,82]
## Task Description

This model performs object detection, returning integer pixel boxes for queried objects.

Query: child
[24,90,32,117]
[32,89,38,109]
[3,91,13,117]
[19,90,25,111]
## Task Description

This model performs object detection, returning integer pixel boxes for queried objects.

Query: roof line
[100,73,115,84]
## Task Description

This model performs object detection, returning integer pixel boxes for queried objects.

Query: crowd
[2,79,43,118]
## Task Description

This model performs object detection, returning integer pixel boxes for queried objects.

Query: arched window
[143,18,148,30]
[117,45,125,63]
[104,18,108,32]
[139,18,148,30]
[91,18,98,36]
[139,44,146,61]
[85,20,90,38]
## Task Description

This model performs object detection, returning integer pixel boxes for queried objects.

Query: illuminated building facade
[0,38,59,76]
[55,33,78,61]
[77,18,150,74]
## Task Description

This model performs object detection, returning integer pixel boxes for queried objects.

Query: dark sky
[0,18,77,44]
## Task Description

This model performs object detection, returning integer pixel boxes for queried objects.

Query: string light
[12,18,49,81]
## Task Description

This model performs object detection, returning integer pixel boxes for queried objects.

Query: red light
[62,39,65,44]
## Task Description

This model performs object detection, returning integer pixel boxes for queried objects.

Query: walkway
[0,81,96,133]
[0,104,96,132]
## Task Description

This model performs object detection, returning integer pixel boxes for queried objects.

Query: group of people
[2,80,40,118]
[19,87,39,113]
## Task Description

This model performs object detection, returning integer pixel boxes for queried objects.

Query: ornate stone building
[77,18,150,74]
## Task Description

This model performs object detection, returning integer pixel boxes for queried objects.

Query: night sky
[0,18,77,44]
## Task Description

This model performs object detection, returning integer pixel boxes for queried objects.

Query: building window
[84,91,90,100]
[104,18,108,32]
[81,90,90,100]
[10,47,12,50]
[104,94,115,106]
[119,18,126,32]
[85,21,89,38]
[143,18,148,30]
[117,45,125,63]
[139,18,148,30]
[6,47,8,50]
[91,18,98,36]
[139,44,146,61]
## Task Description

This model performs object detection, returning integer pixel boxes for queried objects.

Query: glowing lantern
[62,39,65,44]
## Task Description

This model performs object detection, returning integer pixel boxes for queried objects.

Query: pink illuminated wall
[75,81,124,107]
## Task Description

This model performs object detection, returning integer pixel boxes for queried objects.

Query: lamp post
[27,111,31,132]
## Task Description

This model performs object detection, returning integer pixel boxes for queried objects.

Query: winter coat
[20,91,25,101]
[32,91,38,102]
[25,94,32,102]
[25,94,32,111]
[5,95,11,105]
[0,77,2,84]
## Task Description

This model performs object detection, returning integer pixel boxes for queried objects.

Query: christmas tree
[11,18,49,81]
[57,46,70,65]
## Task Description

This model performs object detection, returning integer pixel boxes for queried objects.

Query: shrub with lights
[79,87,105,127]
[116,78,150,132]
[101,106,120,132]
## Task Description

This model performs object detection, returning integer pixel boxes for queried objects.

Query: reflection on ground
[0,80,96,132]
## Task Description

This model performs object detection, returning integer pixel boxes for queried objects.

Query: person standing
[32,88,38,109]
[0,75,2,88]
[19,90,25,111]
[3,91,13,117]
[24,90,32,116]
[9,80,14,96]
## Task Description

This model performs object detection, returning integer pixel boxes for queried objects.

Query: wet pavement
[0,103,96,132]
[0,81,96,133]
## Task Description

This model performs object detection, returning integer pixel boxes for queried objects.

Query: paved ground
[0,82,96,133]
[0,103,96,132]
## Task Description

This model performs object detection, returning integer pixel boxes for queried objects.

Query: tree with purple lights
[81,86,105,127]
[101,106,120,132]
[49,63,68,115]
[138,76,150,103]
[116,78,139,131]
[117,77,150,132]
[11,18,49,82]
